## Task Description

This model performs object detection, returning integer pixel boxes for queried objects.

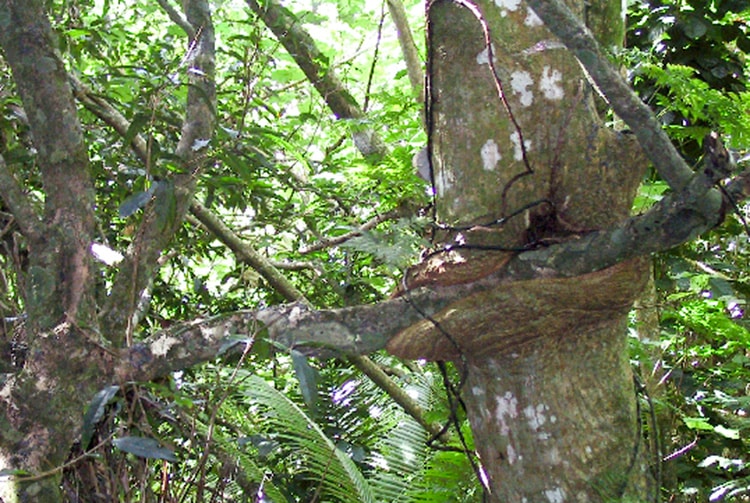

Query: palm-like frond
[243,374,376,503]
[194,400,289,503]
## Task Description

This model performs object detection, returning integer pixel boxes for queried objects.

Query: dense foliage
[0,0,749,501]
[627,0,750,500]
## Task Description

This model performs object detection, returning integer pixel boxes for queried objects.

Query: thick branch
[189,202,440,441]
[245,0,388,159]
[114,289,456,381]
[0,0,96,323]
[0,155,41,240]
[526,0,694,191]
[101,0,216,344]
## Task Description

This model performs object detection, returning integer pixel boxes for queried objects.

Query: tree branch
[101,0,216,345]
[386,0,424,103]
[526,0,694,191]
[298,208,406,254]
[0,155,41,241]
[245,0,389,160]
[69,75,149,165]
[507,172,724,278]
[156,0,196,38]
[0,0,96,322]
[189,200,308,302]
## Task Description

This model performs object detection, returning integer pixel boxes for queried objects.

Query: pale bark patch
[480,139,502,171]
[540,66,564,100]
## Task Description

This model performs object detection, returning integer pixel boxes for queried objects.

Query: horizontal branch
[113,276,493,381]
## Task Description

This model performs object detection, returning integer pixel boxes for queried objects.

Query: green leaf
[291,349,319,414]
[243,374,376,503]
[713,425,740,439]
[118,185,156,218]
[682,416,714,431]
[123,112,151,147]
[81,385,120,449]
[112,436,177,462]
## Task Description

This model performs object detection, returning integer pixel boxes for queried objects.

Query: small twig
[299,208,403,254]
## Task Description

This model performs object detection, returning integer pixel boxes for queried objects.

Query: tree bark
[464,316,656,501]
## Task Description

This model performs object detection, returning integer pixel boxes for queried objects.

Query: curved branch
[526,0,694,191]
[507,171,724,278]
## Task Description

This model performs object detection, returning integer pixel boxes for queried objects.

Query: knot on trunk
[387,257,649,360]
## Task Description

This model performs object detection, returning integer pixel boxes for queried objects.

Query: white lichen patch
[495,391,518,436]
[510,70,534,106]
[288,305,304,328]
[510,131,532,161]
[540,66,564,100]
[472,386,485,396]
[152,335,180,357]
[507,443,518,464]
[524,7,543,26]
[544,487,566,503]
[523,403,548,430]
[434,170,455,197]
[476,44,496,66]
[0,376,16,406]
[521,40,566,57]
[494,0,521,15]
[480,139,502,171]
[545,446,561,465]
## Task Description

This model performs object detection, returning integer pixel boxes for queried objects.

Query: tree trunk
[464,312,655,501]
[403,0,658,499]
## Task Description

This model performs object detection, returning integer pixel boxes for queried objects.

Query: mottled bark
[404,0,657,499]
[0,1,99,500]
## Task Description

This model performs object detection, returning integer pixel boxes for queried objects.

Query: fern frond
[243,374,376,503]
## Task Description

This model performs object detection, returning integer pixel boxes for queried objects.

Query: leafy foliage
[625,1,750,500]
[3,0,750,500]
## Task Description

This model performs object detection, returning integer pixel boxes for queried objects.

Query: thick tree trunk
[403,0,658,499]
[464,317,655,501]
